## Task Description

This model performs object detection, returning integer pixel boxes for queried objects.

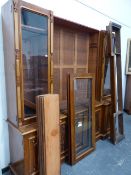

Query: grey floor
[3,113,131,175]
[61,113,131,175]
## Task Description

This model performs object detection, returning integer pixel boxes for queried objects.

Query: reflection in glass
[74,79,92,156]
[103,57,111,96]
[21,9,48,117]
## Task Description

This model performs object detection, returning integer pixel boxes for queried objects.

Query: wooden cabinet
[9,124,38,175]
[2,0,53,174]
[2,0,123,173]
[24,132,38,174]
[2,0,53,126]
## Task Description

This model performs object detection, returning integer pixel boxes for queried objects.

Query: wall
[0,0,131,170]
[0,0,10,171]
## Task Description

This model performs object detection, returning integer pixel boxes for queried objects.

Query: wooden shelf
[22,24,47,34]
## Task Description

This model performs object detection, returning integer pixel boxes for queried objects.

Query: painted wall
[0,0,131,170]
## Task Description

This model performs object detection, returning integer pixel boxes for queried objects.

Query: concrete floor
[61,113,131,175]
[3,113,131,175]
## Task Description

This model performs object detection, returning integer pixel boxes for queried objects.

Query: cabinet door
[13,1,53,125]
[68,73,95,164]
[24,132,38,175]
[21,8,51,119]
[60,115,68,161]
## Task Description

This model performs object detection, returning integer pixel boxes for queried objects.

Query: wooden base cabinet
[9,123,38,175]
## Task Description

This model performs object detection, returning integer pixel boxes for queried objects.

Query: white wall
[0,0,131,170]
[0,0,10,171]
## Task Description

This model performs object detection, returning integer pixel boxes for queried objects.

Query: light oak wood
[37,94,61,175]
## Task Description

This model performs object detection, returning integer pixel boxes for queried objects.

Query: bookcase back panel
[53,20,97,111]
[77,34,89,65]
[63,30,75,65]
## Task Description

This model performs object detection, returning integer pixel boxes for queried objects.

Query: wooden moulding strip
[36,94,61,175]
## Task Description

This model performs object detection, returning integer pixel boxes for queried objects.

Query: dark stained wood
[68,73,96,165]
[95,101,103,140]
[107,22,124,144]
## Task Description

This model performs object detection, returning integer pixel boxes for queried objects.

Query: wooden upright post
[36,94,60,175]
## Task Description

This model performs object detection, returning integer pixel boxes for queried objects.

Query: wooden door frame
[68,73,95,164]
[13,0,53,125]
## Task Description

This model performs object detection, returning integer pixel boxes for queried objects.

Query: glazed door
[14,0,53,125]
[68,74,95,164]
[21,8,49,118]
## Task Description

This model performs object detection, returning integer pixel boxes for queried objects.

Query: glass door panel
[21,8,48,117]
[74,78,92,156]
[68,74,95,164]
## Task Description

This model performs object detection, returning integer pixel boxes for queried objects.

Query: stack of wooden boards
[36,94,61,175]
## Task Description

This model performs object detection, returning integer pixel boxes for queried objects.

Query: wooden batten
[36,94,61,175]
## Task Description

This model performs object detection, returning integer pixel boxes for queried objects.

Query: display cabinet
[2,0,53,127]
[2,0,53,174]
[68,74,95,164]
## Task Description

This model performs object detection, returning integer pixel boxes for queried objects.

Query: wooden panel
[101,101,111,139]
[95,109,102,140]
[53,26,60,65]
[62,68,73,102]
[63,30,75,65]
[77,33,89,65]
[53,21,98,111]
[77,68,87,74]
[2,0,18,126]
[88,33,99,74]
[37,94,60,175]
[53,68,60,94]
[24,132,38,175]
